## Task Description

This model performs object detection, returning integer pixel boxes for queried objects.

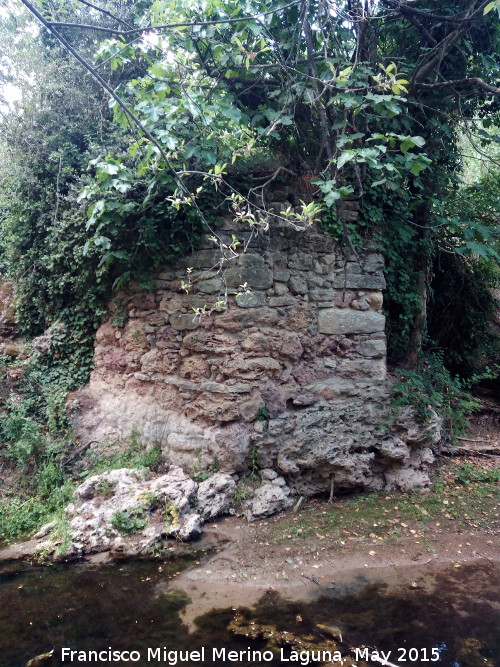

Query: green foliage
[95,479,116,498]
[1,397,45,465]
[455,463,500,485]
[0,4,218,395]
[249,443,261,478]
[163,500,180,528]
[111,507,147,535]
[391,352,488,438]
[0,0,497,386]
[0,383,161,543]
[189,447,219,482]
[87,431,163,474]
[428,252,500,376]
[256,407,269,422]
[0,496,50,543]
[233,484,253,506]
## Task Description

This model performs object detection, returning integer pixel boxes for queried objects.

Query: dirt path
[171,512,499,628]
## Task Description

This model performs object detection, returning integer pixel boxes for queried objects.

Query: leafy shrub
[111,508,147,535]
[1,397,44,465]
[86,432,163,473]
[164,500,180,528]
[392,351,484,438]
[0,496,50,543]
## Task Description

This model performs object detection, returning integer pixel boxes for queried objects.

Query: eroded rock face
[74,216,441,501]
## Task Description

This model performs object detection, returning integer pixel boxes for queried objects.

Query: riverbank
[1,454,498,667]
[1,455,498,575]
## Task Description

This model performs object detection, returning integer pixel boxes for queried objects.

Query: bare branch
[74,0,133,29]
[46,0,303,36]
[19,0,182,191]
[410,0,493,88]
[383,0,489,23]
[399,10,437,46]
[417,78,500,95]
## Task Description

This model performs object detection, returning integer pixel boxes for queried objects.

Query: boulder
[197,473,236,519]
[248,483,293,520]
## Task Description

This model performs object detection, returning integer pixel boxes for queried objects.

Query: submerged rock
[25,650,54,667]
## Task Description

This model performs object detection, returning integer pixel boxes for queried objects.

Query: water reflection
[0,560,497,667]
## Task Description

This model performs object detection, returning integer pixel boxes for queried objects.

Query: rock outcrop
[60,466,237,556]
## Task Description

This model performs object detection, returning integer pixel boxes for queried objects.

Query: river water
[0,558,498,667]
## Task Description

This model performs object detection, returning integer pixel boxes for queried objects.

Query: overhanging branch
[46,0,303,36]
[75,0,133,29]
[417,78,500,95]
[19,0,183,192]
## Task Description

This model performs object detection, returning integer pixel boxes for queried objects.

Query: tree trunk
[400,207,431,370]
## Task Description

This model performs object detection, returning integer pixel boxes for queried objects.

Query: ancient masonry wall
[77,212,439,497]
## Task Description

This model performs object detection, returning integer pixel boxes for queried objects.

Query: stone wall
[75,214,440,499]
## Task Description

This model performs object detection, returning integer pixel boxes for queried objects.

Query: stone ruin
[74,190,441,508]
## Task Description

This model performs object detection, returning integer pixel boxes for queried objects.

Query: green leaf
[337,150,354,169]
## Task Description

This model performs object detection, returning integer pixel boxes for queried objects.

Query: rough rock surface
[73,196,441,501]
[61,466,237,556]
[247,483,293,520]
[197,473,236,520]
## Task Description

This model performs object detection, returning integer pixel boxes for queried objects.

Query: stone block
[333,274,386,290]
[169,313,200,331]
[222,356,282,380]
[249,483,292,520]
[334,358,386,380]
[279,332,303,359]
[362,252,385,272]
[288,252,314,270]
[239,393,266,422]
[351,297,371,311]
[269,296,296,307]
[274,283,289,296]
[240,332,270,353]
[369,292,383,310]
[235,291,267,308]
[288,276,308,295]
[238,252,267,267]
[159,295,184,314]
[225,265,274,291]
[274,269,291,282]
[197,277,223,293]
[318,308,385,335]
[200,381,251,394]
[180,250,228,269]
[358,339,386,358]
[215,308,279,332]
[309,287,334,302]
[182,330,235,354]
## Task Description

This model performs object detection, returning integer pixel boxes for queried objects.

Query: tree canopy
[0,0,499,380]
